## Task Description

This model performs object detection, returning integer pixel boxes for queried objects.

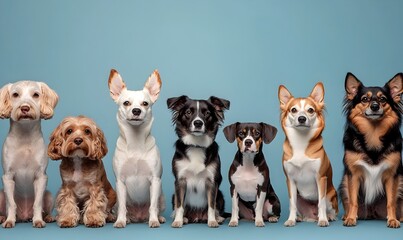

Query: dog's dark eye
[33,92,40,98]
[291,107,297,113]
[238,131,245,138]
[84,129,91,135]
[204,111,210,117]
[185,109,192,116]
[361,97,369,103]
[254,131,261,137]
[12,92,19,98]
[66,129,73,135]
[123,101,131,106]
[142,101,149,107]
[379,96,387,103]
[307,108,315,114]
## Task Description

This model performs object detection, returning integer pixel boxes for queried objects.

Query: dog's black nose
[298,116,307,124]
[74,138,83,145]
[132,108,141,116]
[245,139,253,147]
[193,120,203,128]
[370,102,380,112]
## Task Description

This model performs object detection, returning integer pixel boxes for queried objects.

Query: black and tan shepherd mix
[339,72,403,228]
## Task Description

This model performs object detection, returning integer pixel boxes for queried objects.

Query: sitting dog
[108,69,165,228]
[339,72,403,228]
[48,116,117,228]
[0,81,58,228]
[167,95,230,228]
[278,82,338,227]
[223,122,281,227]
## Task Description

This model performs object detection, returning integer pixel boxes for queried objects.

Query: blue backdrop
[1,0,402,239]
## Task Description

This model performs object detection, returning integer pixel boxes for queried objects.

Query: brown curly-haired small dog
[48,116,116,228]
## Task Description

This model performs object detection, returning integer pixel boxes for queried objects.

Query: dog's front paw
[149,220,160,228]
[255,220,265,227]
[113,220,127,228]
[318,219,329,227]
[44,215,55,223]
[387,219,400,228]
[228,220,238,227]
[0,216,6,224]
[2,220,15,228]
[327,214,337,222]
[85,219,105,228]
[33,219,46,228]
[106,213,116,223]
[58,218,78,228]
[268,216,279,223]
[171,220,183,228]
[208,220,219,228]
[284,219,296,227]
[343,217,357,227]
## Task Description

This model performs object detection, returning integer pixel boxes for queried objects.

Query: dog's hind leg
[0,190,5,223]
[43,191,54,223]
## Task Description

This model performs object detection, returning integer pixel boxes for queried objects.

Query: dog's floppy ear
[108,69,127,102]
[223,122,238,143]
[48,122,64,160]
[278,85,293,107]
[39,82,59,120]
[0,83,12,119]
[90,127,108,161]
[309,82,325,104]
[345,72,362,100]
[144,70,162,103]
[385,73,403,103]
[167,95,189,111]
[261,122,277,144]
[208,96,230,122]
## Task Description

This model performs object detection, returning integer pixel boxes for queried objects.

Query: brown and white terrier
[48,116,117,228]
[278,82,338,227]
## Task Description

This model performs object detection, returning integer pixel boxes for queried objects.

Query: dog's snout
[21,105,30,114]
[298,116,307,124]
[193,120,203,129]
[74,138,83,146]
[132,108,141,116]
[370,102,380,112]
[245,139,253,147]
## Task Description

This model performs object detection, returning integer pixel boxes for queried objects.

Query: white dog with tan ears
[108,69,165,228]
[0,81,58,228]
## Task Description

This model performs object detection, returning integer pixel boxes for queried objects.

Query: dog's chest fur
[283,127,321,200]
[231,154,264,202]
[175,146,215,208]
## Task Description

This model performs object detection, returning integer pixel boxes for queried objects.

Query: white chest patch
[176,147,215,208]
[356,160,390,204]
[231,164,264,202]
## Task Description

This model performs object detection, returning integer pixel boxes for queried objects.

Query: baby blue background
[1,0,403,239]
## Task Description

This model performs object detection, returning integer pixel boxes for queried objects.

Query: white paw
[268,216,279,223]
[284,219,296,227]
[2,220,15,228]
[158,216,166,223]
[255,220,265,227]
[208,220,219,228]
[33,219,46,228]
[171,220,183,228]
[318,219,329,227]
[149,220,160,228]
[228,220,238,227]
[113,220,126,228]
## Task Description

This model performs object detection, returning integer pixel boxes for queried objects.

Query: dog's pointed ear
[0,83,12,119]
[108,69,126,102]
[48,122,64,160]
[385,73,403,103]
[345,72,362,100]
[309,82,325,104]
[143,69,162,104]
[223,122,238,143]
[167,95,189,111]
[278,85,292,107]
[39,82,59,120]
[261,122,277,144]
[90,127,108,161]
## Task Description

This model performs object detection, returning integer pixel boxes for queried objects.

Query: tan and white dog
[108,69,165,228]
[0,81,58,228]
[278,82,338,227]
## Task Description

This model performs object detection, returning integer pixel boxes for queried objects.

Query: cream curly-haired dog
[0,80,58,228]
[48,116,117,228]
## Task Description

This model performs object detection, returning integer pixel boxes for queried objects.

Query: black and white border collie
[167,95,230,228]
